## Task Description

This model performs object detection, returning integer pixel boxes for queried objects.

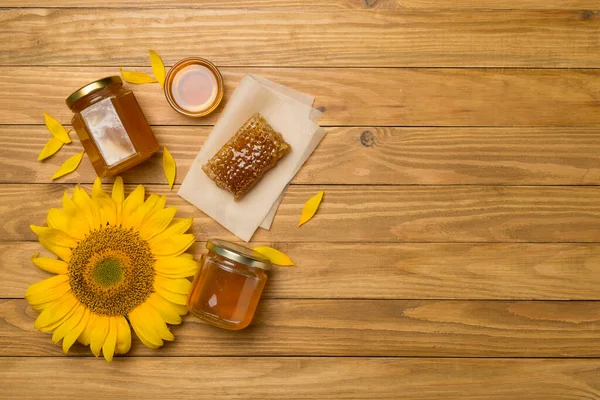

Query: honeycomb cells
[202,113,291,200]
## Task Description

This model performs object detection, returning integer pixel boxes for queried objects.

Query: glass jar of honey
[187,239,272,330]
[164,57,224,118]
[66,76,159,177]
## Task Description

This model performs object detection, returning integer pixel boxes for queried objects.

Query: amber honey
[187,239,271,330]
[67,76,159,177]
[164,57,224,118]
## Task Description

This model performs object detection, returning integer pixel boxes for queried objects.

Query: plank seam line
[2,355,600,360]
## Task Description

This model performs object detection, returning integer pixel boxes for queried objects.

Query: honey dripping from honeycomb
[202,113,291,200]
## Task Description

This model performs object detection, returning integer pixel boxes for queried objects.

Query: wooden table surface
[1,1,600,399]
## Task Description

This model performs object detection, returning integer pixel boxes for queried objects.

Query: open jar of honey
[66,76,159,177]
[164,57,224,118]
[187,239,272,330]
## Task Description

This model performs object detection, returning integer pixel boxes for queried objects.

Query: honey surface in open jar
[164,57,224,118]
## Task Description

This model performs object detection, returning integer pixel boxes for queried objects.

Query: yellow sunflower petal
[149,50,166,87]
[31,255,68,274]
[156,277,192,295]
[38,237,72,262]
[253,246,295,266]
[112,176,125,204]
[154,255,198,278]
[147,293,183,325]
[123,194,159,229]
[102,317,118,362]
[148,218,193,247]
[51,151,84,180]
[123,184,145,217]
[72,185,101,230]
[298,190,324,227]
[92,178,117,226]
[37,137,64,161]
[61,191,90,232]
[139,302,174,341]
[112,177,125,225]
[78,313,97,346]
[120,67,158,84]
[153,281,188,305]
[162,146,176,189]
[115,315,132,354]
[90,315,109,357]
[30,225,78,249]
[151,234,195,257]
[144,195,167,226]
[25,275,70,309]
[34,292,77,332]
[47,207,88,241]
[63,307,90,353]
[139,207,178,241]
[128,306,163,349]
[52,304,84,344]
[156,292,189,315]
[43,111,72,144]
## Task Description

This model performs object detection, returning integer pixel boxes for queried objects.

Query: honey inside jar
[187,239,271,330]
[164,57,224,118]
[171,65,219,113]
[67,76,159,177]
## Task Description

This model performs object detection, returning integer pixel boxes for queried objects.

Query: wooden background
[1,1,600,399]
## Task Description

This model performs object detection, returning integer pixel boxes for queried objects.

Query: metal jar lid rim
[206,239,272,270]
[66,76,122,109]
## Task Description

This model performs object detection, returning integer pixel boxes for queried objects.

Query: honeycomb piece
[202,113,291,200]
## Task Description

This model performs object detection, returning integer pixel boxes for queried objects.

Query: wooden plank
[3,126,600,185]
[2,67,600,127]
[0,358,598,400]
[2,184,600,243]
[4,242,600,300]
[2,299,600,357]
[5,0,600,10]
[1,10,600,67]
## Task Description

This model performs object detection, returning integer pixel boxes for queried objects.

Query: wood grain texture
[1,9,600,67]
[2,67,600,127]
[4,242,600,300]
[3,126,600,185]
[5,0,600,10]
[2,299,600,357]
[2,184,600,243]
[1,358,599,400]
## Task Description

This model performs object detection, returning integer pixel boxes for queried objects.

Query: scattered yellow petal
[162,146,176,189]
[120,67,158,84]
[37,137,64,161]
[298,190,324,227]
[43,112,71,144]
[52,152,84,180]
[254,246,295,266]
[149,50,166,87]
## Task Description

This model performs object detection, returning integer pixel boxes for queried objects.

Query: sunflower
[26,177,197,361]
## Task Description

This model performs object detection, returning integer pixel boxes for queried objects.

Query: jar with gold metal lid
[66,76,159,177]
[187,239,272,330]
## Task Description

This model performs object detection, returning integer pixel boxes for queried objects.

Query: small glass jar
[187,239,272,330]
[66,76,159,177]
[164,57,224,118]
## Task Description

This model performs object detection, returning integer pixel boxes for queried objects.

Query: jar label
[81,97,137,167]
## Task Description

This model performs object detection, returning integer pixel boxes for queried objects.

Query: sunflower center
[68,226,155,316]
[92,257,124,287]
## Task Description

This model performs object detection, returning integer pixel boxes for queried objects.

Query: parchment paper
[178,75,325,241]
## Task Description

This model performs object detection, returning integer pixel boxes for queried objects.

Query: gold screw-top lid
[66,76,122,109]
[206,239,272,270]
